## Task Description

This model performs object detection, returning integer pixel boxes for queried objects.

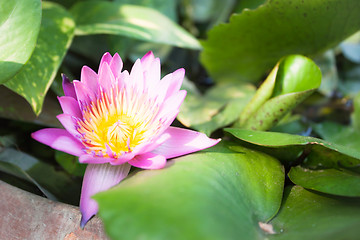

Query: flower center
[77,86,162,158]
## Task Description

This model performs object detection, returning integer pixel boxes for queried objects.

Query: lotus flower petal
[152,127,221,159]
[140,51,155,70]
[81,66,98,93]
[128,152,166,169]
[58,96,82,118]
[73,80,95,106]
[99,52,112,70]
[56,113,80,138]
[32,128,84,156]
[62,74,76,99]
[99,62,115,92]
[80,163,131,228]
[109,53,123,77]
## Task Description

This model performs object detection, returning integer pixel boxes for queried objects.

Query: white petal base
[80,163,131,228]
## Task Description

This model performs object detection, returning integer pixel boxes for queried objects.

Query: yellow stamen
[77,86,162,158]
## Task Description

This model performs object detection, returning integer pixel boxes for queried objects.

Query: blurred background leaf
[4,1,75,115]
[0,85,61,126]
[178,81,256,135]
[0,147,81,205]
[70,1,201,50]
[0,0,41,84]
[201,0,360,82]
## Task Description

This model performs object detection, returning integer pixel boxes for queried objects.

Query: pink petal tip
[152,127,220,159]
[80,163,131,228]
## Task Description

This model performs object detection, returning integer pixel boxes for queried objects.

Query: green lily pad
[201,0,360,82]
[4,2,75,115]
[272,55,321,96]
[288,166,360,197]
[70,1,201,50]
[225,128,360,169]
[95,142,284,239]
[236,55,321,130]
[177,82,256,135]
[269,186,360,239]
[0,0,41,83]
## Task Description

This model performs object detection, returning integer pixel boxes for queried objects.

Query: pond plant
[1,0,360,239]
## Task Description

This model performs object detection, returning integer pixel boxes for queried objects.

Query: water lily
[32,52,220,228]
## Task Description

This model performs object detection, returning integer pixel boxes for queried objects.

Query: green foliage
[114,0,177,21]
[237,55,321,130]
[234,0,266,12]
[0,0,41,83]
[0,148,81,204]
[289,166,360,197]
[312,121,360,150]
[269,186,360,240]
[225,128,360,168]
[1,0,360,238]
[70,1,201,50]
[55,151,86,177]
[178,82,256,135]
[108,0,176,60]
[95,142,284,240]
[201,0,360,82]
[4,2,75,115]
[314,50,339,96]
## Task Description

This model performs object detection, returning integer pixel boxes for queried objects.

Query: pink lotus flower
[32,52,220,228]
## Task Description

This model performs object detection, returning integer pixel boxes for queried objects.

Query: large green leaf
[4,2,75,115]
[108,0,176,61]
[201,0,360,82]
[0,86,61,127]
[288,166,360,197]
[0,0,41,83]
[70,1,201,50]
[269,186,360,240]
[95,142,284,239]
[272,55,321,96]
[178,82,256,135]
[236,55,321,130]
[225,129,360,170]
